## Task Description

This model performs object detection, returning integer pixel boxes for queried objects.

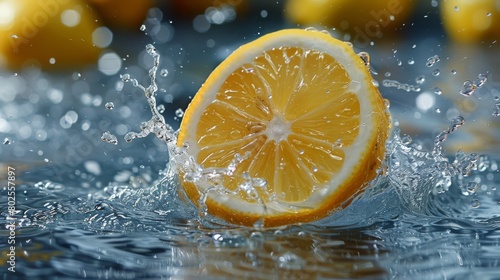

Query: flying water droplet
[415,75,426,84]
[175,108,184,118]
[459,80,476,96]
[121,74,131,82]
[3,138,11,145]
[140,24,146,32]
[426,55,440,67]
[157,104,165,114]
[101,131,118,145]
[105,102,114,110]
[278,252,305,270]
[459,73,487,96]
[466,181,478,194]
[493,101,500,117]
[160,69,169,77]
[470,199,480,208]
[473,73,487,88]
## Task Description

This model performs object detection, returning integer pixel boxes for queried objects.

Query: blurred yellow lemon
[88,0,155,30]
[177,29,391,227]
[170,0,248,18]
[441,0,500,43]
[0,0,102,70]
[285,0,416,47]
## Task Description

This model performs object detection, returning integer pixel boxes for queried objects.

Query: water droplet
[145,44,157,57]
[426,55,440,67]
[415,75,426,84]
[432,69,440,76]
[433,87,442,95]
[357,52,370,68]
[175,108,184,118]
[140,24,146,31]
[459,80,476,96]
[160,69,169,77]
[101,131,118,145]
[121,74,131,82]
[407,59,415,65]
[474,73,487,88]
[401,134,412,145]
[249,231,264,248]
[470,199,480,208]
[450,115,465,131]
[466,181,478,194]
[11,34,18,39]
[3,138,11,145]
[431,0,438,7]
[487,12,492,17]
[454,6,459,12]
[157,104,165,113]
[477,155,490,172]
[451,69,457,75]
[278,252,305,270]
[105,102,114,110]
[493,102,500,117]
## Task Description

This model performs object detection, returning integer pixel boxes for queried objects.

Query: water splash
[111,44,498,227]
[382,79,421,92]
[118,45,271,221]
[386,115,487,213]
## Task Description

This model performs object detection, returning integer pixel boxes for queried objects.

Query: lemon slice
[177,29,390,227]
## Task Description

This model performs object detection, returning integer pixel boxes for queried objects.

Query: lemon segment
[177,29,391,227]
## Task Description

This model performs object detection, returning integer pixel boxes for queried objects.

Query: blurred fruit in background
[284,0,416,47]
[441,0,500,44]
[0,0,103,70]
[88,0,154,30]
[169,0,248,18]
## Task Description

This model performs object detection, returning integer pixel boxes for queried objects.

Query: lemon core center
[266,113,290,143]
